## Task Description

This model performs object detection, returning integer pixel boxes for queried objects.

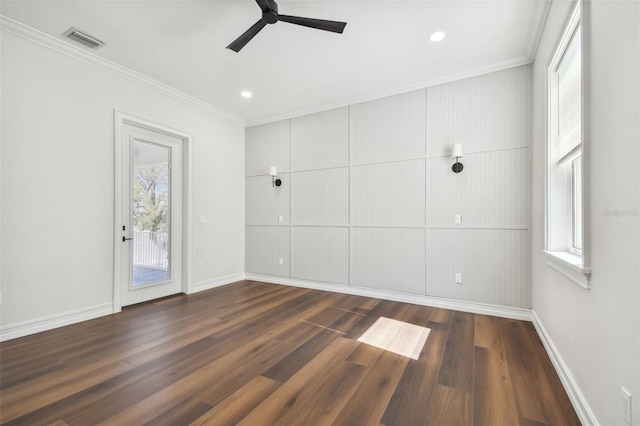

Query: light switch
[198,216,206,224]
[454,214,462,225]
[278,216,283,223]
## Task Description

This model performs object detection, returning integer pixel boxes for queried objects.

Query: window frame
[544,0,591,288]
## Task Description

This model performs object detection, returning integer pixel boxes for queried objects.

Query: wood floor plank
[380,321,449,426]
[1,360,136,423]
[499,318,561,424]
[474,314,502,349]
[328,293,381,315]
[262,328,342,383]
[96,319,313,425]
[525,327,581,426]
[193,323,329,407]
[332,351,410,426]
[190,376,280,426]
[428,307,454,325]
[304,306,350,328]
[473,346,519,426]
[344,342,384,367]
[237,337,358,426]
[284,361,368,426]
[144,397,212,426]
[425,383,473,426]
[343,299,406,340]
[333,351,409,426]
[437,310,475,393]
[2,309,222,409]
[3,335,218,426]
[0,281,580,426]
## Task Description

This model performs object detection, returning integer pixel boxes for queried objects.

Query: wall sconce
[269,166,282,187]
[451,143,464,173]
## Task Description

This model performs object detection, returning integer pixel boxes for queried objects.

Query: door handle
[122,236,133,242]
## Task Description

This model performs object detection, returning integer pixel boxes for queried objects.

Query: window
[545,4,590,286]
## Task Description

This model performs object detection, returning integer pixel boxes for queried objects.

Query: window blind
[557,29,582,153]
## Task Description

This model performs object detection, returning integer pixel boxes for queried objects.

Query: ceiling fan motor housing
[263,10,278,24]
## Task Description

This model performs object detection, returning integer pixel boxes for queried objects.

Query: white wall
[531,1,640,425]
[0,29,245,334]
[246,66,532,312]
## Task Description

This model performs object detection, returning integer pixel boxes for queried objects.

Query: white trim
[246,58,532,127]
[429,225,529,230]
[544,1,591,288]
[0,16,244,127]
[0,303,113,342]
[531,310,600,426]
[191,273,247,293]
[544,250,590,289]
[113,110,194,311]
[527,0,553,63]
[245,273,532,321]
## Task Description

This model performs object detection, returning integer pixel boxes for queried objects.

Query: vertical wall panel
[352,159,425,226]
[427,66,531,157]
[246,226,291,277]
[352,228,426,295]
[245,66,532,310]
[292,227,349,285]
[351,90,426,164]
[428,149,529,226]
[426,229,529,308]
[291,168,349,224]
[246,120,290,176]
[291,107,349,170]
[246,173,290,224]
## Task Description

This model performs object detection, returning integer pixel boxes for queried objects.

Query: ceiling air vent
[63,27,105,50]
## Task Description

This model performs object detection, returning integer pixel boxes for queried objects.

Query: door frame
[113,110,194,313]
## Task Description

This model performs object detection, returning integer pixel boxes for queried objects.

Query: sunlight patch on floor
[357,317,430,360]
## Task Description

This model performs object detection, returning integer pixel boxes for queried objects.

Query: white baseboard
[531,310,599,426]
[245,273,532,321]
[191,273,246,293]
[0,303,113,342]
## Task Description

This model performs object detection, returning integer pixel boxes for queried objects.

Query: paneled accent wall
[246,65,531,309]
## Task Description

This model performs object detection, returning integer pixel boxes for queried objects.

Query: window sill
[544,250,591,289]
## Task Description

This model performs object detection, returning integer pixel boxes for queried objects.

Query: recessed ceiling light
[429,31,445,42]
[241,91,252,98]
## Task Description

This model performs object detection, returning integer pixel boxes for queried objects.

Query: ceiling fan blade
[254,0,272,13]
[226,19,267,52]
[278,15,347,33]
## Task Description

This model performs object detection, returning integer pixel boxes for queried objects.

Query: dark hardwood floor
[0,280,579,425]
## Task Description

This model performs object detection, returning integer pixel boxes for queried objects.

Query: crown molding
[246,56,532,127]
[0,15,245,127]
[527,0,553,63]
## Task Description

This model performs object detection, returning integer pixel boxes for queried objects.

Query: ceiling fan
[227,0,347,52]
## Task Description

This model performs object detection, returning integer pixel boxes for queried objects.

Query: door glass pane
[132,140,170,287]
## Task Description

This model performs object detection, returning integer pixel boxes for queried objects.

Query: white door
[120,123,183,306]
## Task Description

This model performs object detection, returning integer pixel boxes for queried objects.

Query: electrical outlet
[196,261,203,271]
[622,387,632,425]
[455,273,462,284]
[454,214,462,224]
[279,258,284,266]
[278,215,283,223]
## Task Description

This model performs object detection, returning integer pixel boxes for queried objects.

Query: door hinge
[168,162,172,169]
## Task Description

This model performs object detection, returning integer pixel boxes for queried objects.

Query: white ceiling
[0,0,549,125]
